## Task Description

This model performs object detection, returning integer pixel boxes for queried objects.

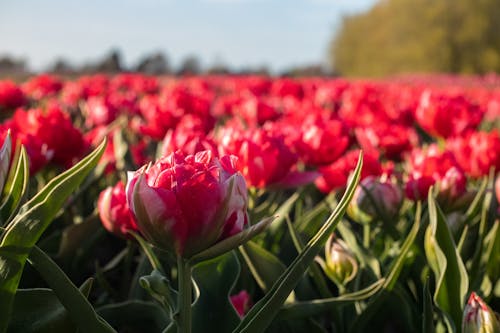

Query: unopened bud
[462,292,500,333]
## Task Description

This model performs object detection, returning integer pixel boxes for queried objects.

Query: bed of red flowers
[0,73,498,333]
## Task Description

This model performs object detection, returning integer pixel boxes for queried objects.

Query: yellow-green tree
[330,0,500,76]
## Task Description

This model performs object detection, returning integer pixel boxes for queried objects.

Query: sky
[0,0,376,73]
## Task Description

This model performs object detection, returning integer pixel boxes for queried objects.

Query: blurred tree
[330,0,500,76]
[49,58,75,74]
[177,55,201,75]
[136,52,170,74]
[89,49,123,73]
[0,56,27,74]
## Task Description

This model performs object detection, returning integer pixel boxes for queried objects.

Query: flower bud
[230,290,252,318]
[349,175,402,222]
[462,292,500,333]
[98,181,139,238]
[0,132,12,195]
[319,235,358,285]
[127,150,249,258]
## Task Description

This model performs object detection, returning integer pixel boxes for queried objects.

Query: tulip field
[0,73,499,332]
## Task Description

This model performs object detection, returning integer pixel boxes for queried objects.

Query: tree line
[330,0,500,77]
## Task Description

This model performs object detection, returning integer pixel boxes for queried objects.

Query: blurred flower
[0,132,12,194]
[8,105,87,171]
[355,124,418,160]
[161,127,217,158]
[295,115,350,166]
[83,96,119,128]
[0,80,25,110]
[415,90,483,138]
[218,126,317,189]
[230,290,252,318]
[447,131,500,178]
[462,292,500,333]
[316,149,382,193]
[127,150,249,258]
[317,235,358,286]
[405,145,466,203]
[349,176,403,222]
[98,181,139,238]
[22,74,63,100]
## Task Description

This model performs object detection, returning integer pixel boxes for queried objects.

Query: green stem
[363,223,370,248]
[176,256,192,333]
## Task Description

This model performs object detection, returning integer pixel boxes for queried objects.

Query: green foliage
[331,0,500,76]
[0,140,107,333]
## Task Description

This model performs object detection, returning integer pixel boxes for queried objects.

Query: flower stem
[176,256,192,333]
[363,223,370,248]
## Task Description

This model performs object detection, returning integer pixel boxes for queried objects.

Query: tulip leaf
[26,246,115,332]
[232,152,363,333]
[275,278,385,321]
[8,279,93,333]
[0,145,29,226]
[129,231,164,272]
[348,201,421,332]
[0,139,107,333]
[424,190,468,333]
[336,220,381,278]
[192,251,241,333]
[484,220,500,282]
[423,277,435,333]
[267,192,300,235]
[97,300,170,333]
[469,173,495,290]
[239,240,287,293]
[189,216,274,264]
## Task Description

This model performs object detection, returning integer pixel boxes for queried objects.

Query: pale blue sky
[0,0,376,72]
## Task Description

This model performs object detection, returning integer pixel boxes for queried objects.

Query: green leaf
[424,190,468,333]
[276,278,385,321]
[337,220,381,278]
[422,277,435,333]
[0,140,107,333]
[239,240,287,293]
[484,220,500,282]
[57,214,101,259]
[26,246,115,332]
[8,279,94,333]
[348,201,422,332]
[192,251,241,333]
[128,231,164,272]
[8,285,89,333]
[9,288,75,333]
[0,146,29,226]
[97,300,170,333]
[189,217,274,264]
[232,152,363,333]
[267,192,300,235]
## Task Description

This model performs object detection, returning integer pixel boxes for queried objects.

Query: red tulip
[405,145,466,202]
[462,292,500,333]
[230,290,252,317]
[218,126,317,188]
[127,150,249,258]
[98,181,139,238]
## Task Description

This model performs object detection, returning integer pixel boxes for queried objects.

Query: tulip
[0,132,12,195]
[462,292,500,333]
[349,176,402,222]
[98,181,139,238]
[218,126,317,189]
[230,290,252,318]
[127,150,249,258]
[317,235,358,286]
